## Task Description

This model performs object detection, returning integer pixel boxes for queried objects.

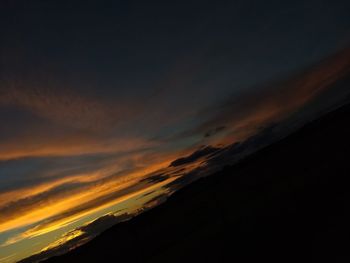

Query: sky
[1,1,350,262]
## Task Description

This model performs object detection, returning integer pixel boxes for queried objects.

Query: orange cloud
[0,167,178,247]
[0,152,176,235]
[0,130,155,161]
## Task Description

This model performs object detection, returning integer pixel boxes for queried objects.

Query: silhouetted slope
[44,103,350,263]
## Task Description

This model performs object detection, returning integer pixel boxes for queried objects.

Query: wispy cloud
[0,151,177,236]
[185,47,350,145]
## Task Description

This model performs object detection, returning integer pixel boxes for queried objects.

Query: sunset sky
[1,1,350,262]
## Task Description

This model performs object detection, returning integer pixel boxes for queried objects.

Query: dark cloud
[136,191,156,200]
[143,194,169,208]
[77,213,130,237]
[169,146,221,167]
[140,174,170,184]
[204,126,226,138]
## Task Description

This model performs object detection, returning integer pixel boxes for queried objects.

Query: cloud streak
[188,47,350,145]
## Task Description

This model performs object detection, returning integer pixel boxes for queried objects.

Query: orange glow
[2,175,178,247]
[0,155,176,235]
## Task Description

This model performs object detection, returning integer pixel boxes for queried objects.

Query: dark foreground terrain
[44,103,350,263]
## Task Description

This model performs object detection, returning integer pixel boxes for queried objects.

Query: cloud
[0,78,125,132]
[161,48,350,194]
[186,47,350,145]
[0,165,136,229]
[0,74,172,161]
[0,152,176,235]
[204,126,226,138]
[169,146,221,167]
[0,131,155,161]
